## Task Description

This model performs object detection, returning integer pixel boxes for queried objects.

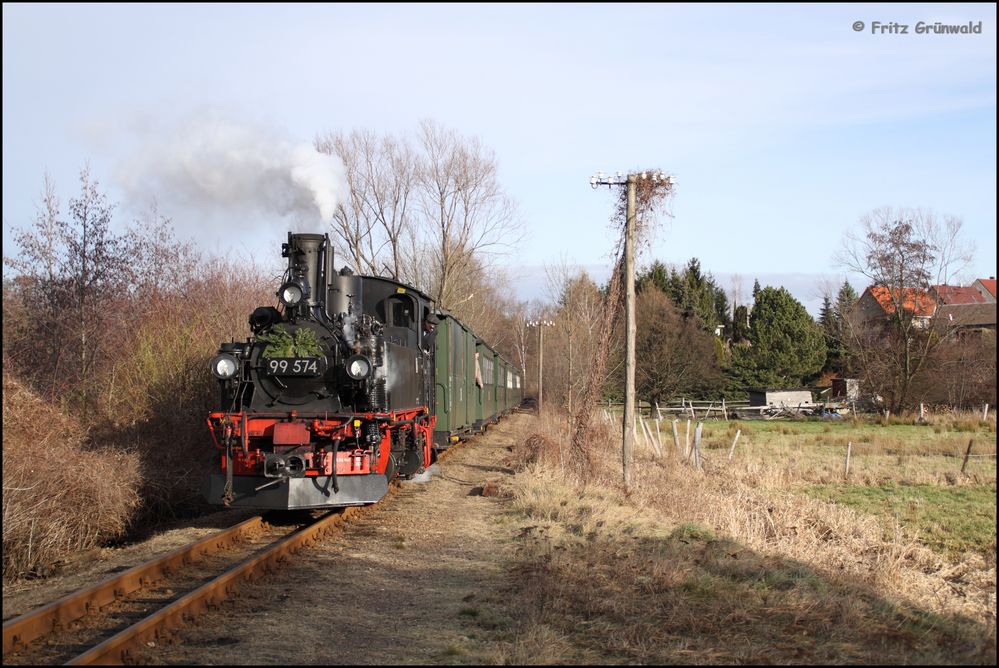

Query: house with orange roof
[972,277,996,303]
[854,286,937,328]
[854,281,996,337]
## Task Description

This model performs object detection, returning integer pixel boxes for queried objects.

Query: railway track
[2,418,505,665]
[2,510,359,665]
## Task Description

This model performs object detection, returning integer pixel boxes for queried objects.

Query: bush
[2,370,141,581]
[92,261,272,520]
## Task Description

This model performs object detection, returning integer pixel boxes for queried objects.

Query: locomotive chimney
[285,233,327,307]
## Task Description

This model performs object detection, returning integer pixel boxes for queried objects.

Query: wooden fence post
[961,439,974,475]
[654,418,663,456]
[728,429,742,461]
[642,418,663,458]
[844,441,852,478]
[722,398,728,422]
[671,419,681,455]
[685,419,692,459]
[693,421,704,470]
[983,404,990,422]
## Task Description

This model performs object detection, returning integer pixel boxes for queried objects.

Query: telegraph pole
[590,170,674,490]
[623,174,637,488]
[527,320,553,413]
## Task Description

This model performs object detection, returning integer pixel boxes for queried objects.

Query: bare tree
[65,167,128,387]
[837,207,973,412]
[729,273,744,310]
[4,174,67,388]
[315,129,418,278]
[4,167,130,405]
[544,261,606,414]
[376,135,419,280]
[446,257,519,355]
[508,300,532,383]
[316,121,521,305]
[415,119,521,309]
[8,173,63,286]
[127,203,200,301]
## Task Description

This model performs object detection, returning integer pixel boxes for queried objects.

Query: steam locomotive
[204,233,522,510]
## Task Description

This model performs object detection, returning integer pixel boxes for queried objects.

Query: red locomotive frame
[207,408,436,481]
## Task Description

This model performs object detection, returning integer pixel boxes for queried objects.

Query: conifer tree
[730,286,826,387]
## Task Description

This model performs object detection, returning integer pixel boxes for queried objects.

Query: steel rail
[65,508,359,665]
[2,515,264,656]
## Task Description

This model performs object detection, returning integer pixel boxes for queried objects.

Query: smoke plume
[116,114,346,233]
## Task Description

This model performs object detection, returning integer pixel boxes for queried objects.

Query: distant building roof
[932,284,989,305]
[746,387,813,392]
[937,303,997,328]
[866,286,937,317]
[975,278,997,299]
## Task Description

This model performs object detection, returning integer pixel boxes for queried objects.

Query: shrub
[2,370,141,581]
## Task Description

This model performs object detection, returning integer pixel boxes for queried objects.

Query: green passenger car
[475,340,497,431]
[433,313,523,448]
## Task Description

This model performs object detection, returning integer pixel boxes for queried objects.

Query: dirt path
[143,412,534,665]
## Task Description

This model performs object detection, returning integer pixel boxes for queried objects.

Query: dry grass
[498,410,996,664]
[2,371,141,581]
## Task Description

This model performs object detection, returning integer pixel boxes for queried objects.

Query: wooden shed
[748,388,813,407]
[831,378,859,402]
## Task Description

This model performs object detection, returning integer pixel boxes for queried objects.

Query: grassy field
[802,482,996,559]
[690,416,995,485]
[498,410,997,664]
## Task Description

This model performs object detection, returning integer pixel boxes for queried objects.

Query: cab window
[386,295,416,330]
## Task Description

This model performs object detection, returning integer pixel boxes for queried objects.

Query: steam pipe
[330,438,340,494]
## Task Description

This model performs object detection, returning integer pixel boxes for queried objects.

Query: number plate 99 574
[264,357,323,376]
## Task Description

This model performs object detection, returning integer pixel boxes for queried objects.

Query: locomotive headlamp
[210,353,239,380]
[277,276,310,307]
[278,282,303,307]
[345,354,372,381]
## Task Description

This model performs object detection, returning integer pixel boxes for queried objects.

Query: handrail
[435,382,448,413]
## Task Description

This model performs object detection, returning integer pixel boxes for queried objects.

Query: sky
[3,3,996,314]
